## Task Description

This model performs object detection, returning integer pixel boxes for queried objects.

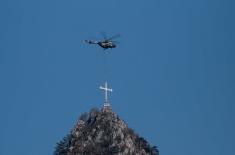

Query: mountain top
[54,106,159,155]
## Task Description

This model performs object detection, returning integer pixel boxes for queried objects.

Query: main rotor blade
[107,34,121,41]
[100,31,107,40]
[112,40,120,44]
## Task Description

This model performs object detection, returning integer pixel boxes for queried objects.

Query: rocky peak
[54,107,159,155]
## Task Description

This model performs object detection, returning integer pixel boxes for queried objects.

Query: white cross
[99,82,113,106]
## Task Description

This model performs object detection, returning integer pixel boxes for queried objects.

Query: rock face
[54,107,159,155]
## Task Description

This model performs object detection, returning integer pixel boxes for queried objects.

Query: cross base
[104,102,110,107]
[102,103,112,113]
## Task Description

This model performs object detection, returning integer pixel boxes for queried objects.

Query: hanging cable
[102,51,110,82]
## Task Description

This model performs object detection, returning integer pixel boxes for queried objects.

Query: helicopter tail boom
[84,40,98,44]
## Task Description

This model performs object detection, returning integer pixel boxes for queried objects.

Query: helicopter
[84,33,120,50]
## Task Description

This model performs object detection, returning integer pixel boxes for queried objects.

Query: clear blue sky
[0,0,235,154]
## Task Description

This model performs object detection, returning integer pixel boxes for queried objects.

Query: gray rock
[54,106,159,155]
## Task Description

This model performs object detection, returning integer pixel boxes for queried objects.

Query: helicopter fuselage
[84,33,119,50]
[98,41,116,49]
